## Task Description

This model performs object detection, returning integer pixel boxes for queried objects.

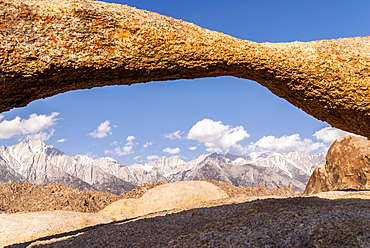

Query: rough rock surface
[313,190,370,200]
[304,135,370,195]
[99,179,297,222]
[0,180,301,247]
[121,181,166,199]
[199,178,299,198]
[17,197,370,248]
[1,0,370,137]
[5,181,370,247]
[0,182,121,213]
[97,179,299,221]
[133,181,229,216]
[97,181,165,220]
[0,180,297,215]
[98,198,138,221]
[0,211,113,247]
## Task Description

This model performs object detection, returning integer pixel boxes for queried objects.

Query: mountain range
[0,139,325,194]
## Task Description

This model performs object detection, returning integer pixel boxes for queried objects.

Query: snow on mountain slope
[0,140,135,194]
[0,140,325,192]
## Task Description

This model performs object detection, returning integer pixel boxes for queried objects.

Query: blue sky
[0,0,369,164]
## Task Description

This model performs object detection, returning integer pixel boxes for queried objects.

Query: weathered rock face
[1,0,369,137]
[0,182,121,213]
[20,197,370,247]
[134,181,229,216]
[304,135,370,195]
[199,178,299,198]
[0,211,113,247]
[99,198,138,221]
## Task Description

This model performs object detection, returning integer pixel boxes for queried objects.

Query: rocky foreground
[3,135,370,247]
[8,192,370,248]
[0,179,295,214]
[2,180,370,247]
[1,180,298,247]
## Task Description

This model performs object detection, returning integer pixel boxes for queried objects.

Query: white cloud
[105,146,133,156]
[188,146,197,151]
[231,144,249,154]
[163,130,184,140]
[206,147,223,153]
[0,115,4,121]
[126,135,135,143]
[85,152,98,159]
[105,135,136,156]
[0,112,59,140]
[163,147,181,154]
[313,127,353,143]
[249,134,325,153]
[147,155,160,161]
[56,138,67,143]
[143,141,153,148]
[187,119,250,153]
[88,120,112,138]
[110,141,119,146]
[25,129,55,141]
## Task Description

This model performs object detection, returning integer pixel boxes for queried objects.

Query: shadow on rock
[9,197,370,247]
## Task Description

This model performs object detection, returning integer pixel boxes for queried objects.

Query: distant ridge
[0,139,325,193]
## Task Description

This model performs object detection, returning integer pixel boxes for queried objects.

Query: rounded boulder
[99,199,138,221]
[134,181,229,216]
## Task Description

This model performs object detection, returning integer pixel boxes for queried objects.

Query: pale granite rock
[312,190,370,200]
[0,211,113,247]
[98,198,138,221]
[134,181,229,216]
[22,197,370,247]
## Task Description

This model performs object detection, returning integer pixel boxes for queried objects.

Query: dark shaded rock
[19,197,370,247]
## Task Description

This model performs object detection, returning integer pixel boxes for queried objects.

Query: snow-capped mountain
[0,139,135,194]
[0,139,325,193]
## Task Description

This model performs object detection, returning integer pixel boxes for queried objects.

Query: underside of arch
[1,0,369,137]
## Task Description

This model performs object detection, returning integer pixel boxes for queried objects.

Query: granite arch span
[1,0,369,137]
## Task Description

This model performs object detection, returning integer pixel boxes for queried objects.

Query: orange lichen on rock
[0,0,369,137]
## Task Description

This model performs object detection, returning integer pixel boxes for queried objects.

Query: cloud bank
[185,119,352,155]
[313,127,353,143]
[0,113,59,140]
[187,118,250,153]
[248,134,325,153]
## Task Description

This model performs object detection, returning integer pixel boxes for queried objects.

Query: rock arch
[1,0,370,137]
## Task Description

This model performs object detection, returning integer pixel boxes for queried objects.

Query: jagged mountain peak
[0,140,325,193]
[245,151,277,161]
[207,152,242,163]
[137,156,186,169]
[20,138,48,147]
[1,139,65,157]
